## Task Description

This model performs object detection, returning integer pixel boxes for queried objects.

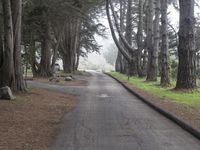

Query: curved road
[30,72,200,150]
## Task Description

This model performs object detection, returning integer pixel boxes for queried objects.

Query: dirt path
[0,88,77,150]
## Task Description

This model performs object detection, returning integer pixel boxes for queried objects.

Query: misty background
[77,5,181,71]
[74,3,200,71]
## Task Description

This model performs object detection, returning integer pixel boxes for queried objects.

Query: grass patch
[109,72,200,110]
[23,69,33,78]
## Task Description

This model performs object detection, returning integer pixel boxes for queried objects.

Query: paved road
[30,72,200,150]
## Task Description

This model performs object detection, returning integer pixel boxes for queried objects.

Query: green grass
[23,69,33,77]
[109,72,200,110]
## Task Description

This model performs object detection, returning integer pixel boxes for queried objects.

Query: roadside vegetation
[0,0,200,147]
[109,72,200,110]
[0,0,105,92]
[106,0,200,92]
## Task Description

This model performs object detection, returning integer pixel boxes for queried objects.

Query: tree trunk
[11,0,26,91]
[119,0,128,74]
[29,41,38,77]
[106,0,132,62]
[129,53,137,76]
[197,54,200,69]
[73,19,81,71]
[63,57,72,73]
[125,0,137,76]
[61,17,81,73]
[115,51,124,73]
[0,33,3,70]
[142,49,148,74]
[75,53,80,71]
[176,0,197,90]
[115,51,120,72]
[146,0,156,81]
[1,0,14,88]
[75,44,81,71]
[51,41,59,72]
[160,0,170,86]
[136,0,145,77]
[38,21,53,77]
[152,0,160,80]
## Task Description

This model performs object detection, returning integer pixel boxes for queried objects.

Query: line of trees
[0,0,198,92]
[0,0,105,92]
[0,0,25,92]
[106,0,198,90]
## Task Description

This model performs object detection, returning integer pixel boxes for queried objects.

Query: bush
[197,68,200,79]
[170,59,178,79]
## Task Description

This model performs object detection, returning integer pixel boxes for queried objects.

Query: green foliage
[80,21,106,57]
[170,59,178,79]
[22,0,106,71]
[197,68,200,79]
[109,72,200,110]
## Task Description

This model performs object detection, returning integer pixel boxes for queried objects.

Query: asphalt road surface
[30,72,200,150]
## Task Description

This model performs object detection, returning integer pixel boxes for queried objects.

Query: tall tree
[125,0,137,76]
[11,0,26,91]
[38,19,53,77]
[116,0,127,73]
[146,0,156,81]
[106,0,132,63]
[61,17,81,73]
[107,0,140,76]
[0,0,27,92]
[176,0,197,90]
[1,0,14,88]
[136,0,145,77]
[160,0,170,86]
[152,0,160,80]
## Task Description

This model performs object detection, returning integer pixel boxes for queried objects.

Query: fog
[79,3,199,71]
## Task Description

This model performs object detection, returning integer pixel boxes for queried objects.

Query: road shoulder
[105,72,200,140]
[0,88,78,150]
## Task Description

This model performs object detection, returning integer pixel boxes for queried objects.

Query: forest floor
[32,77,88,86]
[24,70,91,86]
[0,88,78,150]
[108,72,200,130]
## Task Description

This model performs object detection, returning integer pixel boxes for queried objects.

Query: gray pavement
[29,72,200,150]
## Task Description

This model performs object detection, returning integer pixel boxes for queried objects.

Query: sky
[80,3,199,70]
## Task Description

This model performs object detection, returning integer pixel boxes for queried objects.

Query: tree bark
[61,17,81,73]
[146,0,157,81]
[38,21,53,77]
[176,0,197,90]
[75,42,81,71]
[152,0,160,79]
[136,0,145,77]
[125,0,137,76]
[119,0,127,74]
[160,0,170,86]
[11,0,26,91]
[0,33,3,70]
[29,40,38,77]
[109,0,137,54]
[115,51,121,72]
[106,0,132,62]
[1,0,14,88]
[51,38,59,72]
